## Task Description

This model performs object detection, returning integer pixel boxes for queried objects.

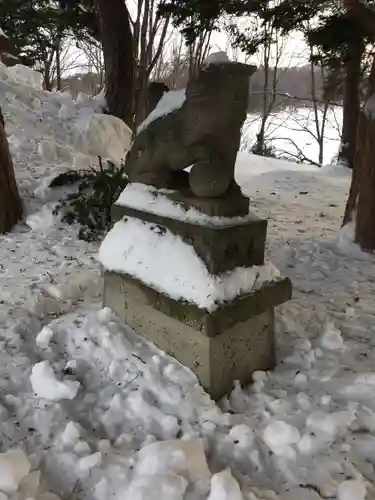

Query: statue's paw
[189,161,232,198]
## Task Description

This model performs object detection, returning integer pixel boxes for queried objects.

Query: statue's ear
[146,81,170,116]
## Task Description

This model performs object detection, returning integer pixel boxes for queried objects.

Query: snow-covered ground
[0,62,375,500]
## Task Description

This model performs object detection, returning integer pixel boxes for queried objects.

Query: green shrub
[52,158,128,241]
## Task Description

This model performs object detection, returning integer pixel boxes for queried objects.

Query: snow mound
[0,61,132,167]
[98,216,280,311]
[6,64,44,89]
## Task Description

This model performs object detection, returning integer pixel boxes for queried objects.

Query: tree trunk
[344,0,375,35]
[94,0,135,128]
[343,55,375,226]
[342,112,365,224]
[343,53,375,250]
[55,35,62,91]
[355,112,375,250]
[0,107,22,233]
[43,64,52,92]
[338,39,364,169]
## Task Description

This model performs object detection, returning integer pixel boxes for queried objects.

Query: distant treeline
[61,65,345,111]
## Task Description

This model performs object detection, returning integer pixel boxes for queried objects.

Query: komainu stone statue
[104,57,292,400]
[125,61,257,216]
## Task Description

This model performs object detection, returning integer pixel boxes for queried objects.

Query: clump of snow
[98,217,280,311]
[59,422,81,449]
[338,480,366,500]
[30,361,80,401]
[135,440,211,488]
[36,326,55,349]
[336,218,374,261]
[116,183,253,227]
[137,89,186,134]
[25,204,57,231]
[263,421,300,459]
[122,473,188,500]
[92,87,106,108]
[207,470,243,500]
[204,51,231,66]
[0,449,31,493]
[320,322,346,351]
[78,452,102,475]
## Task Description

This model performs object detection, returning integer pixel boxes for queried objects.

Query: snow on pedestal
[98,216,280,312]
[116,182,254,227]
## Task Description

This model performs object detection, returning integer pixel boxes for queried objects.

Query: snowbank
[0,62,132,167]
[98,216,280,311]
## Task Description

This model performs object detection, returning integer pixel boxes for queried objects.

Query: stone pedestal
[104,271,291,400]
[103,196,292,400]
[112,203,267,274]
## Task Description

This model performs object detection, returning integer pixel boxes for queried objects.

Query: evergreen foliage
[0,0,97,68]
[51,160,128,241]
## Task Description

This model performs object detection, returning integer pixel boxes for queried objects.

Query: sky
[64,16,310,79]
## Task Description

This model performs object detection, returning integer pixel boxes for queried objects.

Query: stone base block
[103,272,291,400]
[112,203,267,274]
